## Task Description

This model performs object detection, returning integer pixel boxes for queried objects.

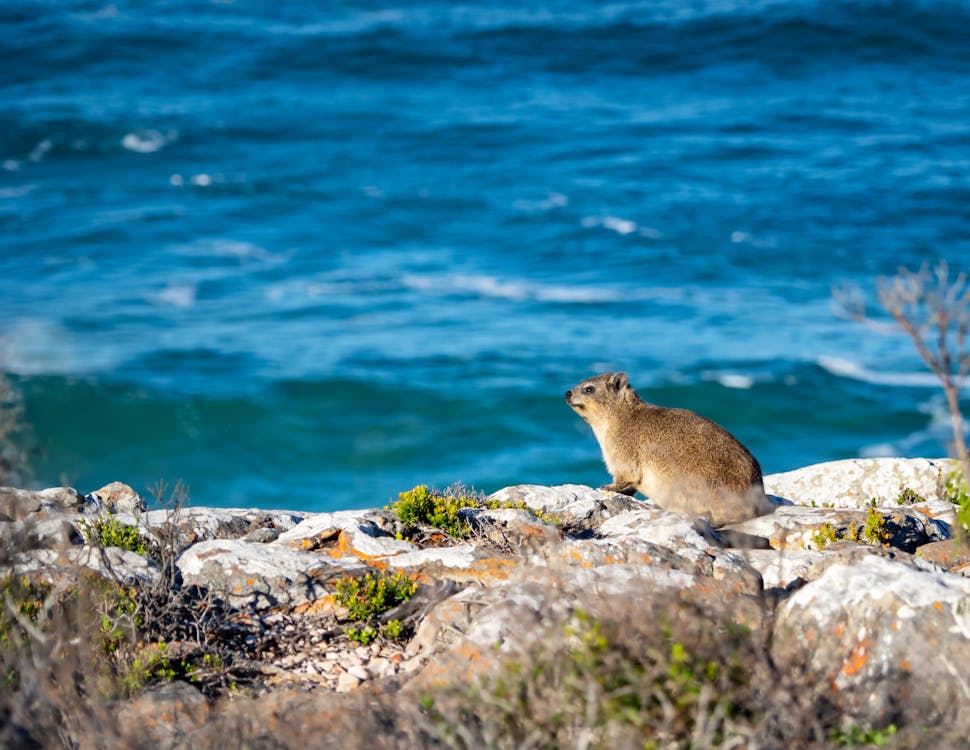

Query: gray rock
[385,544,519,585]
[487,484,642,531]
[724,504,945,552]
[5,545,160,584]
[243,527,281,543]
[86,482,146,514]
[143,506,311,551]
[274,510,372,547]
[0,486,84,521]
[0,518,80,556]
[772,555,970,726]
[596,507,721,550]
[738,548,825,590]
[458,506,562,548]
[764,457,957,508]
[176,538,369,610]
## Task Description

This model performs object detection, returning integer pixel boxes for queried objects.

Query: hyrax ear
[609,372,629,392]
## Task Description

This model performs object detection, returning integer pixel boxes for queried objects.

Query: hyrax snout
[566,371,772,527]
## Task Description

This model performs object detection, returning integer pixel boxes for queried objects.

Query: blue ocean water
[1,1,969,510]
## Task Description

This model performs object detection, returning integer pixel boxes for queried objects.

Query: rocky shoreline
[3,457,970,748]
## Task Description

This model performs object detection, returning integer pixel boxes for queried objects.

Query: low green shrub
[390,484,558,538]
[830,723,897,746]
[335,571,417,622]
[811,506,888,549]
[389,484,481,537]
[79,515,154,558]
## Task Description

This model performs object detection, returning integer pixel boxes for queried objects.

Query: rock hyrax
[565,372,773,526]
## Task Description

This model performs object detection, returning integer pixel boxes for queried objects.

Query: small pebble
[335,673,361,692]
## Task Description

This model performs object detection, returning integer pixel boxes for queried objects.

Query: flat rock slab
[143,506,311,549]
[411,563,766,690]
[383,545,520,585]
[7,545,161,584]
[487,484,642,530]
[275,510,372,547]
[177,538,369,610]
[459,506,562,548]
[0,486,85,521]
[738,548,824,589]
[724,504,945,552]
[764,457,957,508]
[597,507,720,550]
[915,539,970,576]
[772,554,970,725]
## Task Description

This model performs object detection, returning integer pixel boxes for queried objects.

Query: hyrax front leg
[600,476,638,496]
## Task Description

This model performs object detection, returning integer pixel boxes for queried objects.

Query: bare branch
[836,260,970,485]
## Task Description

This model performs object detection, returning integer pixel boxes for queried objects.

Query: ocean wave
[0,318,79,375]
[860,394,963,458]
[150,283,197,309]
[703,371,756,390]
[817,356,945,389]
[582,215,661,239]
[400,273,625,304]
[121,129,177,154]
[173,239,276,263]
[513,192,569,213]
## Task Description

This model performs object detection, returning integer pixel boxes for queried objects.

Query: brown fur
[565,372,773,526]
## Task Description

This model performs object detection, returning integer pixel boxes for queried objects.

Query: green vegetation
[811,506,889,549]
[861,505,890,545]
[390,484,481,537]
[830,723,897,746]
[422,605,760,749]
[895,486,925,505]
[336,570,415,645]
[812,522,842,549]
[0,575,52,644]
[335,571,417,622]
[79,515,155,558]
[389,483,558,539]
[343,619,405,646]
[941,467,970,543]
[116,642,223,696]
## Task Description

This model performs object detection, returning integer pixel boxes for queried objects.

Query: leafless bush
[834,260,970,485]
[0,482,264,748]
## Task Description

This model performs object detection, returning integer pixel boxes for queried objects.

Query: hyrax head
[565,372,635,422]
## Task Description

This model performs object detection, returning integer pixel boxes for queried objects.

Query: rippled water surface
[2,1,969,509]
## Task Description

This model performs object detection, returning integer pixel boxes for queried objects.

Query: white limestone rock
[772,555,970,725]
[724,504,945,552]
[764,457,957,508]
[176,538,368,610]
[487,484,641,529]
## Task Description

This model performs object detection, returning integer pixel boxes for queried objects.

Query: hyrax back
[565,372,772,526]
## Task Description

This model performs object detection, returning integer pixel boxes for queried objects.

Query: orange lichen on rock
[842,638,871,677]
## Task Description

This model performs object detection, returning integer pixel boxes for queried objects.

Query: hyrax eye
[582,385,595,395]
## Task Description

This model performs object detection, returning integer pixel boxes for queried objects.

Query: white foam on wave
[401,273,624,304]
[730,230,777,248]
[713,373,755,390]
[150,283,197,309]
[513,192,569,213]
[818,355,944,389]
[0,319,78,375]
[175,238,275,263]
[860,394,964,458]
[582,215,661,238]
[28,139,52,163]
[0,184,37,199]
[122,129,177,154]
